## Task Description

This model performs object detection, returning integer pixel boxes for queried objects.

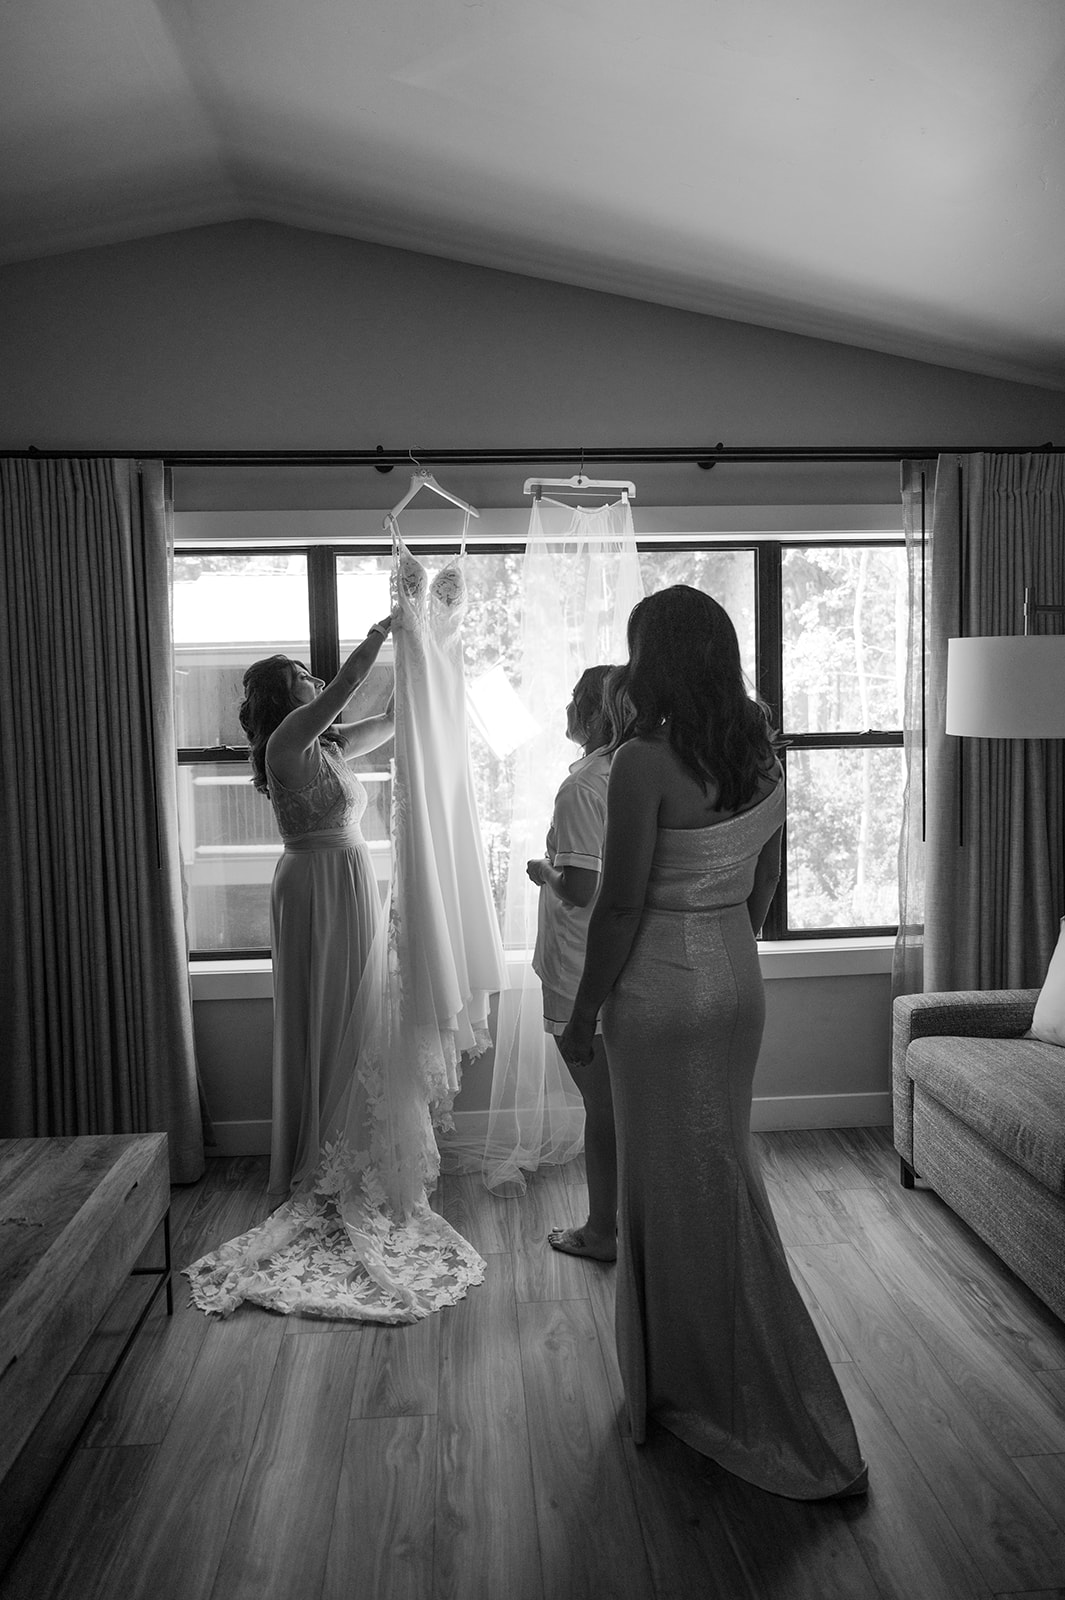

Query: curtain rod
[3,443,1060,466]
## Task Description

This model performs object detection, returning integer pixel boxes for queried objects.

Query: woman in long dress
[184,612,487,1320]
[251,625,396,1201]
[560,585,868,1500]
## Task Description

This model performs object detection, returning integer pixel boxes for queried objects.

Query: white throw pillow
[1030,917,1065,1047]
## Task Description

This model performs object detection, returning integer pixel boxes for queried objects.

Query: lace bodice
[393,539,466,645]
[643,783,786,914]
[267,743,368,842]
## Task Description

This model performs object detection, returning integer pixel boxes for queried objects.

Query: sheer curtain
[0,458,204,1181]
[894,453,1065,998]
[439,496,644,1191]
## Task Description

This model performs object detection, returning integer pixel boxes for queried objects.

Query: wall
[3,219,1065,510]
[5,219,1064,1146]
[193,967,894,1156]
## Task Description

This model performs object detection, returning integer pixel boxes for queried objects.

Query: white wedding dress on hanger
[183,528,504,1321]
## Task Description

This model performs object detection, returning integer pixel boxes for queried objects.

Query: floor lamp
[945,590,1065,739]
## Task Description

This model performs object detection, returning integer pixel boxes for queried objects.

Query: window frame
[174,531,904,956]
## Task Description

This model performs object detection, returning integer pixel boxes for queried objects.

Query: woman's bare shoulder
[609,735,670,774]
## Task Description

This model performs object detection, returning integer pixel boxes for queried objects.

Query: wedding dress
[183,531,504,1321]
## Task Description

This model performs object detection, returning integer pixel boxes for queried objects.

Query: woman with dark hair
[560,586,867,1500]
[527,664,618,1261]
[238,626,395,1198]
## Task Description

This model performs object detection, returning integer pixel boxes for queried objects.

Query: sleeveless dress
[266,741,379,1199]
[182,537,501,1322]
[603,781,868,1498]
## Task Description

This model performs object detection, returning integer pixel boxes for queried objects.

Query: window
[774,544,905,936]
[174,524,903,955]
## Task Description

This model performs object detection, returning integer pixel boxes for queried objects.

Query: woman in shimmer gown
[560,586,868,1501]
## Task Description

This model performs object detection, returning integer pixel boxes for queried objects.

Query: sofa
[892,988,1065,1324]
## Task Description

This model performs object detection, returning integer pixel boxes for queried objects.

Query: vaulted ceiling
[3,0,1063,388]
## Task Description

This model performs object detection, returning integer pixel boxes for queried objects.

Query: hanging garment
[390,527,507,1120]
[438,496,644,1189]
[183,534,502,1321]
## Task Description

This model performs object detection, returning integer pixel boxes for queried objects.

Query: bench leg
[131,1208,173,1315]
[900,1157,916,1189]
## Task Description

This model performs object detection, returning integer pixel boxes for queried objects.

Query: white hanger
[523,473,636,503]
[384,466,480,530]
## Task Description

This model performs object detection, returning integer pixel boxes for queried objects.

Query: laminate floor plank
[1040,1371,1065,1404]
[511,1167,587,1305]
[578,1248,626,1416]
[173,1156,272,1269]
[81,1291,211,1447]
[830,1125,900,1187]
[833,1359,996,1600]
[992,1590,1065,1599]
[208,1333,360,1600]
[756,1127,872,1192]
[1013,1453,1065,1524]
[323,1416,436,1600]
[826,1187,1065,1457]
[792,1240,1065,1594]
[868,1182,1065,1374]
[434,1255,542,1600]
[0,1444,156,1600]
[97,1313,286,1600]
[9,1134,1065,1600]
[440,1172,516,1255]
[678,1441,882,1600]
[754,1143,853,1248]
[617,1428,763,1600]
[517,1298,654,1600]
[786,1249,855,1363]
[348,1315,440,1418]
[82,1162,278,1448]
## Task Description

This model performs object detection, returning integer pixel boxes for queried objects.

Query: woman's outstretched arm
[268,618,392,773]
[332,703,395,758]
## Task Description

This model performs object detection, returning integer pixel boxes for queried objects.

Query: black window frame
[176,534,904,956]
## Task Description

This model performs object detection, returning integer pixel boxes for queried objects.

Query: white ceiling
[2,0,1064,389]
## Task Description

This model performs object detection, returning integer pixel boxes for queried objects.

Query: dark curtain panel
[0,458,204,1182]
[895,452,1065,996]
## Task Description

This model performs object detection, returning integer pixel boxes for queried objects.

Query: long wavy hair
[239,655,340,794]
[608,586,778,812]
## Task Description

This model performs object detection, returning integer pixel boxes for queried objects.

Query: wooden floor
[3,1126,1065,1600]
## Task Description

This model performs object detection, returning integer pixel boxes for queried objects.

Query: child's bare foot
[547,1225,617,1262]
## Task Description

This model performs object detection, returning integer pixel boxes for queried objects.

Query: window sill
[190,936,894,1000]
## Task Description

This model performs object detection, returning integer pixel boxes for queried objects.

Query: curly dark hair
[608,586,778,813]
[239,655,341,795]
[570,664,616,750]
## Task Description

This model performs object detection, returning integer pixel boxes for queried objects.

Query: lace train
[184,1136,486,1321]
[183,532,503,1323]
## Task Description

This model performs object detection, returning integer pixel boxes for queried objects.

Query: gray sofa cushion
[906,1036,1065,1193]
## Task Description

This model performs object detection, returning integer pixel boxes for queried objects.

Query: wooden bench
[0,1134,172,1569]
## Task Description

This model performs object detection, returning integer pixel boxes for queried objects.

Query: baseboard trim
[749,1092,891,1131]
[207,1093,892,1159]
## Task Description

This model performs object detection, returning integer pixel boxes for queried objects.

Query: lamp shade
[946,636,1065,737]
